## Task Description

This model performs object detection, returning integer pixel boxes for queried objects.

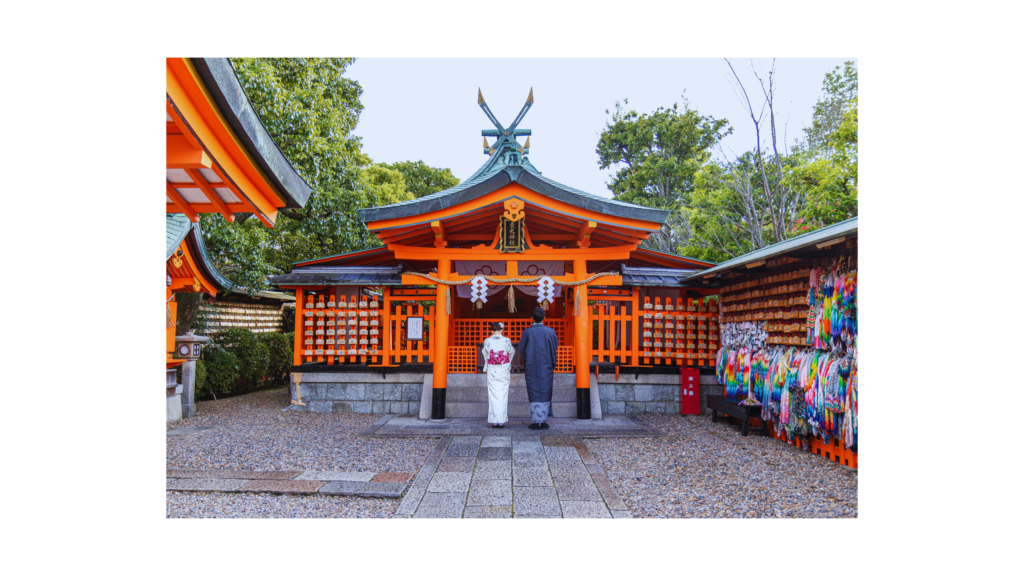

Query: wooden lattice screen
[450,319,567,347]
[555,345,574,373]
[447,346,478,373]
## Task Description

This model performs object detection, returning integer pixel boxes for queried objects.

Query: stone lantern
[175,331,209,418]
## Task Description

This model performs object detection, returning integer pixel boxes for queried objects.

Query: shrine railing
[387,303,435,365]
[590,303,636,366]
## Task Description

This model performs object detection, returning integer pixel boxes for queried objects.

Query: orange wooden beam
[185,168,234,222]
[209,163,272,227]
[431,220,447,248]
[167,135,212,169]
[165,182,199,222]
[390,243,636,261]
[167,202,250,214]
[577,220,597,248]
[166,100,203,151]
[167,59,281,225]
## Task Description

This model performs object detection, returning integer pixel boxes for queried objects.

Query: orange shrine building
[271,90,719,420]
[166,58,311,420]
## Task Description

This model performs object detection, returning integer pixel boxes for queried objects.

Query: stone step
[444,401,578,418]
[444,386,578,403]
[444,373,578,388]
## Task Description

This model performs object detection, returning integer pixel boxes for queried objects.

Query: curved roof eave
[357,165,670,225]
[185,221,237,293]
[190,58,313,210]
[166,214,193,260]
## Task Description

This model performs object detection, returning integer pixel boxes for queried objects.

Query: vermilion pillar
[431,257,451,420]
[292,287,304,367]
[573,258,592,420]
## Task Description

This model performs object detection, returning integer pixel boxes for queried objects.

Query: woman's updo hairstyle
[490,322,504,333]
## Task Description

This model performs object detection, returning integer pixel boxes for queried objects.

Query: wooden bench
[706,394,768,437]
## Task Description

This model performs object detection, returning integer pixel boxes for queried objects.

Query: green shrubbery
[195,328,293,399]
[259,331,293,382]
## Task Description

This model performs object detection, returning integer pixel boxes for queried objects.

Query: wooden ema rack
[720,268,812,347]
[302,293,383,365]
[640,297,718,367]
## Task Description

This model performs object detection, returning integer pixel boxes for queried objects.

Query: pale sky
[346,58,854,199]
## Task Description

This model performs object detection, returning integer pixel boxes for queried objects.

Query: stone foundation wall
[596,373,721,416]
[289,373,423,415]
[289,371,724,417]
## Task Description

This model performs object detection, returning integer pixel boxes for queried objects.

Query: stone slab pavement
[393,434,633,518]
[364,415,662,438]
[166,469,415,498]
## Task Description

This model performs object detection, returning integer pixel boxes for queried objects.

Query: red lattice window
[450,319,567,345]
[448,346,478,373]
[555,345,574,373]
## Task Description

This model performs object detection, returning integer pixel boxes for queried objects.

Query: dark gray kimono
[519,322,559,421]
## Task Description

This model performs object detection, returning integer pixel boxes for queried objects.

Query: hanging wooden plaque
[499,199,526,253]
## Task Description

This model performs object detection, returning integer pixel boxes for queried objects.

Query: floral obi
[487,350,510,365]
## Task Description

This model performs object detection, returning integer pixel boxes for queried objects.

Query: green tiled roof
[166,214,192,260]
[358,154,670,225]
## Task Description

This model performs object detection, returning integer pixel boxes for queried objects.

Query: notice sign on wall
[406,316,424,341]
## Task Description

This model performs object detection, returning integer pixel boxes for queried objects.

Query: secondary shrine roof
[166,58,312,227]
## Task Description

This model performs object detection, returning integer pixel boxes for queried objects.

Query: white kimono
[481,334,515,424]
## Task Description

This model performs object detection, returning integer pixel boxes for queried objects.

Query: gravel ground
[167,387,435,472]
[166,491,399,518]
[167,387,437,518]
[585,413,858,518]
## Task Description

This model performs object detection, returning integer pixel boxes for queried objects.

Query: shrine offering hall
[271,89,721,421]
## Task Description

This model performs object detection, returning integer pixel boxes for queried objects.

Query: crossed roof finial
[479,88,533,157]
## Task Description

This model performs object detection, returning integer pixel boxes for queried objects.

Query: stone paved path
[362,415,663,438]
[394,435,632,518]
[166,469,415,498]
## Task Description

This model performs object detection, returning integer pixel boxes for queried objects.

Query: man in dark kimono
[518,307,559,429]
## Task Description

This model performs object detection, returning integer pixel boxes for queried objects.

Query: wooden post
[292,288,304,367]
[431,257,451,420]
[573,258,591,420]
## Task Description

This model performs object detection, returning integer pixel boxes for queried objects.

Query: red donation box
[680,368,700,415]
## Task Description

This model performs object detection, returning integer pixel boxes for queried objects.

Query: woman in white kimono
[482,322,515,427]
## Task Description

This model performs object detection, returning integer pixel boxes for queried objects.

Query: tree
[787,62,858,228]
[680,59,809,260]
[198,58,422,293]
[596,98,732,253]
[379,160,460,198]
[800,61,858,154]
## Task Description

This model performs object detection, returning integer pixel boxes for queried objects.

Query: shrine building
[166,58,311,420]
[271,89,721,420]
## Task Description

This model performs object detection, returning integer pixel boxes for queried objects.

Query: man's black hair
[532,307,545,323]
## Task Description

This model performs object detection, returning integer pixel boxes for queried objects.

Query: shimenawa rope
[405,271,620,316]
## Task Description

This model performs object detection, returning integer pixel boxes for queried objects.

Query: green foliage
[213,328,269,385]
[194,358,207,396]
[378,160,460,198]
[201,343,240,398]
[787,62,858,229]
[258,331,292,382]
[596,98,731,253]
[197,59,455,294]
[800,62,858,153]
